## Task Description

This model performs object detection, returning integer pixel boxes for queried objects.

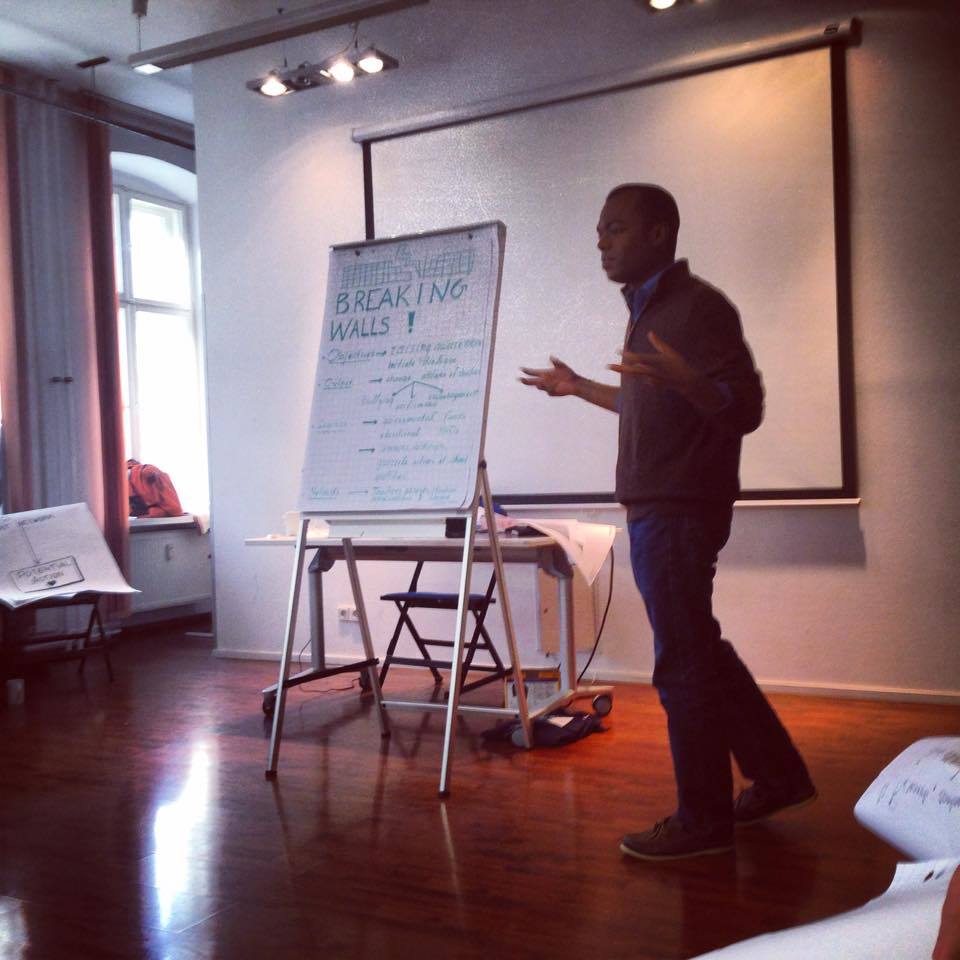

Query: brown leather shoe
[620,816,734,861]
[734,781,817,826]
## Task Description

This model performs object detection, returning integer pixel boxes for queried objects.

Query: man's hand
[608,331,727,414]
[608,331,699,390]
[519,356,580,398]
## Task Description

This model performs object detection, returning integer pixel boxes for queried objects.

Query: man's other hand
[608,332,727,414]
[519,357,580,397]
[607,331,699,392]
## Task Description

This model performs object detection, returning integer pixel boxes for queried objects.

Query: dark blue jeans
[628,504,811,838]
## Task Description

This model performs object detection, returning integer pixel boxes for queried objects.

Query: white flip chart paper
[0,503,137,608]
[692,857,959,959]
[854,736,960,859]
[299,222,506,515]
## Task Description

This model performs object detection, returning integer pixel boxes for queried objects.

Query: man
[520,183,815,861]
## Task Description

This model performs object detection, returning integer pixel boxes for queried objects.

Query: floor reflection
[150,741,216,929]
[0,897,28,957]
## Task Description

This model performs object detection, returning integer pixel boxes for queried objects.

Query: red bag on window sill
[127,459,184,518]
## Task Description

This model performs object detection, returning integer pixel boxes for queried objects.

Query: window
[113,187,208,516]
[0,385,4,515]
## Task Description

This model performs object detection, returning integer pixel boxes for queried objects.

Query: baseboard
[754,678,960,705]
[211,650,960,705]
[212,648,283,662]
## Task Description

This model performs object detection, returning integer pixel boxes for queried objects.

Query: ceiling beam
[127,0,428,71]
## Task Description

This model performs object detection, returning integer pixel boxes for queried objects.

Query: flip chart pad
[0,503,137,608]
[854,737,960,859]
[299,222,505,514]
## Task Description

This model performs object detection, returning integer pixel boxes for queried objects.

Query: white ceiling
[1,0,935,127]
[0,0,321,123]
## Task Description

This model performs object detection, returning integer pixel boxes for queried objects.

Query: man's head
[596,183,680,285]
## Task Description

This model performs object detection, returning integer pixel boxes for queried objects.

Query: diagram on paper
[8,515,84,593]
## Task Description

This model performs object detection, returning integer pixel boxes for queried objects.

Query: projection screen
[366,46,848,501]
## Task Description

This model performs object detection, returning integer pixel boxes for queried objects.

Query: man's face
[596,192,667,285]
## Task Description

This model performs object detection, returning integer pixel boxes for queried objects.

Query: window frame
[112,185,199,464]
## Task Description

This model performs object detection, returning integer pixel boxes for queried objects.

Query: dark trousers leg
[628,507,809,836]
[716,640,812,790]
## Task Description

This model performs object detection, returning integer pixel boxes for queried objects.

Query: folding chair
[1,591,114,682]
[377,561,509,693]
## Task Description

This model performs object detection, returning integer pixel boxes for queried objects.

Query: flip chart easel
[265,221,533,794]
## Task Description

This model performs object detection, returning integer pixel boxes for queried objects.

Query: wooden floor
[1,625,958,960]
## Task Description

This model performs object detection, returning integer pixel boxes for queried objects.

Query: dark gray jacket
[615,260,763,514]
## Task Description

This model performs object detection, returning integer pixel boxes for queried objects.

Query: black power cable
[577,549,615,684]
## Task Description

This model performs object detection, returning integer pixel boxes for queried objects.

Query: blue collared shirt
[614,264,674,413]
[623,262,674,323]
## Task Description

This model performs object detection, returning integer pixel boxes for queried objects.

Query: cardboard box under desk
[504,668,561,710]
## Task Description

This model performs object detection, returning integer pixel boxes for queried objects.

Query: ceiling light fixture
[356,47,386,73]
[327,57,357,83]
[247,23,399,96]
[645,0,706,10]
[129,0,164,72]
[259,71,291,96]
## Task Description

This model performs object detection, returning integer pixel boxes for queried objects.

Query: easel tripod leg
[266,517,309,778]
[480,464,531,748]
[438,508,478,796]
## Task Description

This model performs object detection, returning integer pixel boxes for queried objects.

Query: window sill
[129,515,203,534]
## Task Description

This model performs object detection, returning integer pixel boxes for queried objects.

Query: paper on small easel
[0,503,137,608]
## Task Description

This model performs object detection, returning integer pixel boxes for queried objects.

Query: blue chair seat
[376,562,507,694]
[379,590,495,609]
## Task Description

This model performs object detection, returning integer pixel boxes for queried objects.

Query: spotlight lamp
[258,70,290,97]
[357,47,392,74]
[644,0,705,10]
[326,57,357,83]
[247,29,399,97]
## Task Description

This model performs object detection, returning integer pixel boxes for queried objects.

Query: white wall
[192,0,960,699]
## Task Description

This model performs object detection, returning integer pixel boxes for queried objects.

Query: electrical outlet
[336,603,359,623]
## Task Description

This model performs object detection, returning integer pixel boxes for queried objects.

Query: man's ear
[649,222,669,248]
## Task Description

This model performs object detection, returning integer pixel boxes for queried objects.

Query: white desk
[246,532,612,790]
